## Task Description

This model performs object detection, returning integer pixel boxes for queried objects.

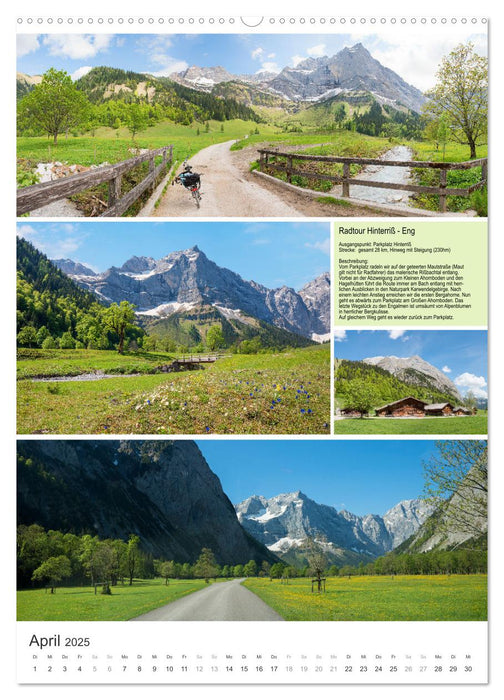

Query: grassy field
[333,414,487,435]
[17,578,206,621]
[17,119,278,170]
[17,345,330,434]
[243,575,487,621]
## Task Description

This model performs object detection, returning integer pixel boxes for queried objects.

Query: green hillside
[141,304,315,351]
[16,237,144,350]
[335,359,459,407]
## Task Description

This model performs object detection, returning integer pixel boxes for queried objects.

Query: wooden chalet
[424,402,454,416]
[452,406,473,416]
[375,396,427,417]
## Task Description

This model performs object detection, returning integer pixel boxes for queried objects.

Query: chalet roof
[453,406,471,412]
[424,402,453,410]
[375,396,427,412]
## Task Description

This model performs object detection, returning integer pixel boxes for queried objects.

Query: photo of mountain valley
[16,221,330,434]
[17,439,487,622]
[16,30,487,218]
[334,330,487,434]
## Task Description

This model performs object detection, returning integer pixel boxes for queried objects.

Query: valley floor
[18,575,487,622]
[17,346,330,435]
[17,579,207,622]
[243,575,487,621]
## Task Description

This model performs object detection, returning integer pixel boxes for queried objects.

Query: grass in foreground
[243,575,487,621]
[17,346,330,434]
[333,415,487,435]
[17,578,206,621]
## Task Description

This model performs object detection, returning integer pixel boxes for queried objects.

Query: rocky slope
[362,355,462,401]
[54,246,330,340]
[235,491,434,565]
[17,440,275,565]
[52,258,97,277]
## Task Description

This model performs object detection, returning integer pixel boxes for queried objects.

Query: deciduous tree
[18,68,90,145]
[103,301,136,354]
[32,555,72,594]
[194,548,218,583]
[422,440,487,542]
[423,42,487,159]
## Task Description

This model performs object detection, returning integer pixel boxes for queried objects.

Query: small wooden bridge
[16,145,173,217]
[257,148,487,213]
[159,354,230,372]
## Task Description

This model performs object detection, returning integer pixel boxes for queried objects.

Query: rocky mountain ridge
[235,491,435,565]
[362,354,462,401]
[170,43,424,112]
[54,246,330,341]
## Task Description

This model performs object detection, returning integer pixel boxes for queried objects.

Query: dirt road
[153,140,304,217]
[130,579,284,621]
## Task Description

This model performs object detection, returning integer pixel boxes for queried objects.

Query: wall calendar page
[9,3,493,694]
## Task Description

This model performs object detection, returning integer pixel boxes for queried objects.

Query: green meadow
[333,414,487,435]
[243,575,487,622]
[18,575,487,622]
[17,345,330,435]
[17,119,277,169]
[17,578,206,622]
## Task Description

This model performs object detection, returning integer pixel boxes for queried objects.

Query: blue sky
[334,330,488,399]
[196,439,455,515]
[16,221,329,291]
[17,30,487,92]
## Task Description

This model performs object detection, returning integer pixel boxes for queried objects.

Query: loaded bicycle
[173,157,202,208]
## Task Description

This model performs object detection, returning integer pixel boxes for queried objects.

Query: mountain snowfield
[235,491,435,564]
[53,246,330,341]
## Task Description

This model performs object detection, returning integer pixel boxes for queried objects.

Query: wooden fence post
[439,169,447,213]
[259,151,264,171]
[342,162,350,197]
[287,155,293,183]
[482,159,488,183]
[108,174,122,208]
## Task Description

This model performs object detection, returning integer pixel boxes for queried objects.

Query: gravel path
[130,579,284,621]
[153,140,303,217]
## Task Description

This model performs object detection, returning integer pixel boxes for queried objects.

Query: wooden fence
[16,145,173,217]
[257,149,487,212]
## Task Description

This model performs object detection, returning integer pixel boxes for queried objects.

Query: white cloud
[442,365,452,374]
[134,36,188,76]
[42,34,113,60]
[152,59,189,77]
[305,239,330,256]
[258,62,280,74]
[17,34,40,58]
[291,55,305,67]
[334,330,347,342]
[267,53,276,59]
[454,372,487,399]
[388,329,407,340]
[307,44,326,58]
[71,66,93,81]
[16,224,37,238]
[371,33,487,92]
[17,224,87,260]
[251,47,264,60]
